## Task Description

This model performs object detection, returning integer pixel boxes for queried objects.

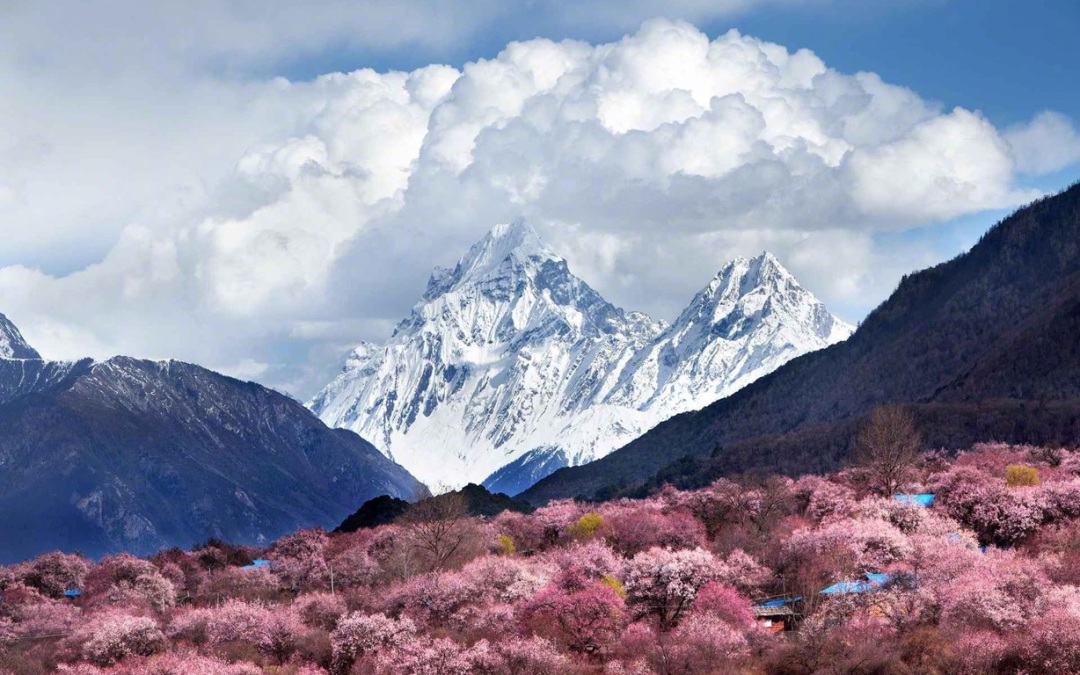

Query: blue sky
[0,0,1077,395]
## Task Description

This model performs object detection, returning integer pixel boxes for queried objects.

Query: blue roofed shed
[753,596,800,632]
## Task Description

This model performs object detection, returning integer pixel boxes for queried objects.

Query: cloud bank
[1,19,1077,396]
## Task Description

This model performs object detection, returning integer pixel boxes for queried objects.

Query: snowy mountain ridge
[309,220,853,493]
[0,313,41,360]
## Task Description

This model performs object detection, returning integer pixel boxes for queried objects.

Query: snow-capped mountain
[604,253,852,419]
[309,220,853,493]
[0,313,40,359]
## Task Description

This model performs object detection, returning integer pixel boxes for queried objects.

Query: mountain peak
[715,251,789,284]
[704,251,792,300]
[463,218,560,274]
[424,218,562,300]
[670,251,852,347]
[0,313,41,360]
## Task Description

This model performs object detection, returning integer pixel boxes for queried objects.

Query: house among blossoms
[752,597,799,632]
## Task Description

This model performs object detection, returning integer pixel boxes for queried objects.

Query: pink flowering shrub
[1009,609,1080,674]
[199,564,280,602]
[908,531,983,585]
[85,553,177,610]
[529,499,584,547]
[1043,479,1080,519]
[381,571,483,628]
[538,539,618,582]
[10,442,1080,675]
[785,517,912,574]
[487,635,570,674]
[933,465,1050,546]
[371,636,475,675]
[255,609,306,663]
[622,547,724,630]
[795,476,857,522]
[329,612,416,672]
[77,612,165,665]
[327,546,380,589]
[946,630,1010,675]
[270,529,330,591]
[369,635,568,675]
[295,591,348,630]
[690,582,754,627]
[168,599,276,649]
[492,510,548,553]
[127,652,268,674]
[936,551,1048,632]
[719,549,771,594]
[665,614,750,672]
[6,597,83,643]
[521,581,626,653]
[680,478,753,538]
[17,551,91,599]
[602,504,706,556]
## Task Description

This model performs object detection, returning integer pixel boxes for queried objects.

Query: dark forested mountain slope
[523,181,1080,503]
[0,344,424,562]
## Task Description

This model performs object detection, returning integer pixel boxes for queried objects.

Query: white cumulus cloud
[1006,111,1080,175]
[0,19,1076,397]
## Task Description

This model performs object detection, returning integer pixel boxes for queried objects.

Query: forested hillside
[524,183,1080,503]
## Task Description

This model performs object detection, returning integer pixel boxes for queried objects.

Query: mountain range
[309,220,852,493]
[10,179,1078,560]
[521,182,1080,504]
[0,317,423,562]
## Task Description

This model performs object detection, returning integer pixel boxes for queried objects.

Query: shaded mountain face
[521,182,1080,504]
[0,331,424,563]
[0,313,40,359]
[310,219,851,493]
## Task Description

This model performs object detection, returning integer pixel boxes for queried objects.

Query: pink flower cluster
[3,442,1080,674]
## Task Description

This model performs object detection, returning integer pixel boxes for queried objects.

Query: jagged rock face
[0,326,424,562]
[310,220,852,493]
[605,253,852,419]
[0,313,41,359]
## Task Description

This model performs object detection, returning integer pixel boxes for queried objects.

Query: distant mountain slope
[522,182,1080,503]
[0,333,424,563]
[310,220,850,493]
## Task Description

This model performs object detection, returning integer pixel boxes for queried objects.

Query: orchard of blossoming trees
[4,442,1080,674]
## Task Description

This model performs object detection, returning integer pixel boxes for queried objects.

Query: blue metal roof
[820,573,892,595]
[240,558,271,570]
[64,589,82,597]
[757,596,801,608]
[893,494,935,506]
[820,580,872,594]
